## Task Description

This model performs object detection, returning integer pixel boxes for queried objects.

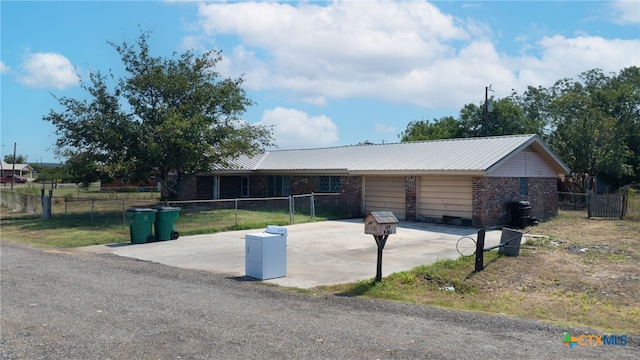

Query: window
[213,175,220,199]
[267,176,290,196]
[241,176,249,197]
[318,176,341,192]
[519,177,528,196]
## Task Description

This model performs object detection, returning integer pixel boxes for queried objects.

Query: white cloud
[256,107,339,148]
[179,35,207,53]
[514,35,640,88]
[0,61,10,73]
[18,52,79,89]
[375,123,396,134]
[608,0,640,25]
[195,1,470,104]
[190,1,639,111]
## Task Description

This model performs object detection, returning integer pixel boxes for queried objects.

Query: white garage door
[364,176,406,220]
[419,176,472,219]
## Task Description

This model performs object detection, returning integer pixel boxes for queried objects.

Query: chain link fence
[558,191,588,211]
[624,187,640,221]
[1,189,345,226]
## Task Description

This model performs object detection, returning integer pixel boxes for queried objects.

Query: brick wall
[190,174,363,218]
[176,174,198,200]
[291,176,317,194]
[250,175,267,197]
[472,177,558,227]
[339,176,363,218]
[528,177,559,221]
[185,174,558,226]
[292,175,362,218]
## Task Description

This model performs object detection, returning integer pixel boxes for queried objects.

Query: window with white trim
[241,176,250,197]
[267,176,290,196]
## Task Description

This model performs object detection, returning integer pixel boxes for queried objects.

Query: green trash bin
[154,206,181,241]
[125,208,157,244]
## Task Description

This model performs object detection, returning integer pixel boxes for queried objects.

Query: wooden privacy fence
[587,190,626,219]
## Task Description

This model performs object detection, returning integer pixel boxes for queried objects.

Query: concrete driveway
[77,219,505,289]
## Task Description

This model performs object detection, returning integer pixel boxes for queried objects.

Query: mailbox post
[364,211,399,282]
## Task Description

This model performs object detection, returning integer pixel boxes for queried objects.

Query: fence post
[122,199,126,227]
[289,195,294,223]
[91,199,95,225]
[474,228,486,273]
[235,198,238,226]
[310,192,315,220]
[621,186,628,220]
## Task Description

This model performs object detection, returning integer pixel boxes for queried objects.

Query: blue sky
[1,1,639,164]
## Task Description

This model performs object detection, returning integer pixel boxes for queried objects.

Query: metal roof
[216,134,570,175]
[0,161,34,172]
[366,211,399,224]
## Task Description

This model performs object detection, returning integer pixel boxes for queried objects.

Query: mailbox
[364,211,398,236]
[364,211,399,282]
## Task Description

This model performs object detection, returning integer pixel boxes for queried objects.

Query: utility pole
[484,85,493,137]
[11,142,16,190]
[0,144,3,185]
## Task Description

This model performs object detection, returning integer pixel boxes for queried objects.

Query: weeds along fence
[2,190,344,226]
[624,187,640,221]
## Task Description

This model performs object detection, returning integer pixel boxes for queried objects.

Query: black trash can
[508,201,531,229]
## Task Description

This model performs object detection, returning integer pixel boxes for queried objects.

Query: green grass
[326,252,503,303]
[0,207,330,248]
[1,183,345,248]
[176,209,317,235]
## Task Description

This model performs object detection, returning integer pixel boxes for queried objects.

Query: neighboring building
[178,134,571,228]
[101,175,159,192]
[0,160,34,179]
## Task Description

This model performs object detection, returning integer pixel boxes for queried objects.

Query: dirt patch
[464,211,640,333]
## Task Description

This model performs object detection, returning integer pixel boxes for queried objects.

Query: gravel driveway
[1,241,637,359]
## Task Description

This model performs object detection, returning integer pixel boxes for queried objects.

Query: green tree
[458,96,543,137]
[399,116,462,141]
[31,164,69,183]
[508,85,552,141]
[44,31,273,199]
[547,68,639,189]
[397,67,640,187]
[400,94,550,142]
[65,152,104,188]
[602,66,640,185]
[3,154,28,164]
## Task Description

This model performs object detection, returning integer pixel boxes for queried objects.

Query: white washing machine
[245,225,287,280]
